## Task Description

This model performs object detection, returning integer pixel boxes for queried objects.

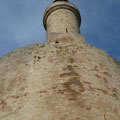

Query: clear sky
[0,0,120,60]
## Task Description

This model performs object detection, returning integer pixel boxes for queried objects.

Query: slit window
[66,28,68,33]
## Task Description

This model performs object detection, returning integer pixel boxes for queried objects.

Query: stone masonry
[0,0,120,120]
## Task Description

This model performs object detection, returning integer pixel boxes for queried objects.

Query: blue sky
[0,0,120,61]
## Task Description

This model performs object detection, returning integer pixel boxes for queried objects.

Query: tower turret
[53,0,68,2]
[43,0,81,40]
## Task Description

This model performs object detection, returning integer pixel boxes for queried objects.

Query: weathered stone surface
[0,34,120,120]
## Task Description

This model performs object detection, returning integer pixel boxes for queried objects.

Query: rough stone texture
[0,34,120,120]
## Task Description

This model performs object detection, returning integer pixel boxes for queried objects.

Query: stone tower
[43,0,81,40]
[0,0,120,120]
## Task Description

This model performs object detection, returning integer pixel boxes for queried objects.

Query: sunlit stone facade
[0,0,120,120]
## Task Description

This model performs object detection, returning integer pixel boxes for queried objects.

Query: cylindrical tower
[43,0,81,40]
[0,0,120,120]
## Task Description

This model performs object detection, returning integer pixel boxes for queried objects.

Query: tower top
[53,0,68,2]
[43,0,81,40]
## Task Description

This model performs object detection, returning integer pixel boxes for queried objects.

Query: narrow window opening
[55,41,59,44]
[104,114,107,120]
[66,28,68,33]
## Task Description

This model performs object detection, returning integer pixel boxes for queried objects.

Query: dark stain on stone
[41,45,45,48]
[91,66,99,72]
[113,57,120,66]
[54,45,62,50]
[75,118,81,120]
[68,58,75,64]
[11,93,29,99]
[88,85,119,99]
[97,94,99,96]
[57,90,65,94]
[56,50,62,56]
[52,86,57,89]
[94,65,98,69]
[62,65,75,72]
[40,95,43,97]
[87,58,92,62]
[12,95,20,99]
[103,71,112,77]
[37,90,47,93]
[97,88,108,94]
[67,65,74,71]
[95,74,101,79]
[112,88,117,93]
[37,56,41,61]
[71,50,76,55]
[62,78,85,100]
[47,42,49,45]
[20,87,25,91]
[93,68,99,72]
[23,93,28,96]
[89,86,108,95]
[0,100,7,109]
[110,93,119,100]
[59,71,79,77]
[15,106,21,112]
[51,50,54,53]
[77,101,85,108]
[112,88,118,93]
[38,56,41,59]
[86,107,91,110]
[79,46,84,49]
[0,91,3,95]
[89,86,95,91]
[99,63,104,68]
[37,51,39,54]
[34,56,41,62]
[103,78,108,84]
[83,81,91,85]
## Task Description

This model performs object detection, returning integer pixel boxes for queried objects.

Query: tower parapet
[43,0,81,40]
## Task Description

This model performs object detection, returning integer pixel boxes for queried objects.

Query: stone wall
[0,34,120,120]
